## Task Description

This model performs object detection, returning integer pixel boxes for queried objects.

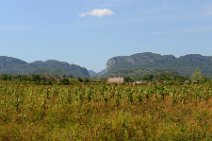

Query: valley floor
[0,81,212,140]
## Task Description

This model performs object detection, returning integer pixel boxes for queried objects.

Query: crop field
[0,81,212,141]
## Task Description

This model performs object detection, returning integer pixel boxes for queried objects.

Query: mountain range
[0,56,89,77]
[1,52,212,79]
[107,52,212,78]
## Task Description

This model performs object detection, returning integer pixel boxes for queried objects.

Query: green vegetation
[0,74,96,85]
[191,69,205,83]
[0,79,212,140]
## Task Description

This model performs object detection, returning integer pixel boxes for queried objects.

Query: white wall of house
[107,77,124,84]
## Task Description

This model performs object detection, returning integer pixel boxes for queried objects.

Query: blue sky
[0,0,212,71]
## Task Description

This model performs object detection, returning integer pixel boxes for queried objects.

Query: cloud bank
[80,8,114,17]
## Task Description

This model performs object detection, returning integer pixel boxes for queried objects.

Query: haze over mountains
[1,52,212,78]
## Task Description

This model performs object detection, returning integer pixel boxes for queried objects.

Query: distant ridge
[2,52,212,79]
[88,69,108,77]
[0,56,90,77]
[107,52,212,78]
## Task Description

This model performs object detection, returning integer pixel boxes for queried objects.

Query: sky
[0,0,212,72]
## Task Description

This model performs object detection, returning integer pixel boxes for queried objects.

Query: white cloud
[203,10,212,16]
[202,7,212,16]
[80,8,114,17]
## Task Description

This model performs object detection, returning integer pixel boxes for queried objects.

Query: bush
[60,78,70,85]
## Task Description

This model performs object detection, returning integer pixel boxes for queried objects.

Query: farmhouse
[107,77,124,84]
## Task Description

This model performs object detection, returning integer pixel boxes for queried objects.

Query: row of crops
[0,81,212,140]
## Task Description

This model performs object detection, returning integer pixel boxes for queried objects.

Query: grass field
[0,81,212,141]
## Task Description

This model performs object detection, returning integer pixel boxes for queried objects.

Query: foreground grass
[0,81,212,140]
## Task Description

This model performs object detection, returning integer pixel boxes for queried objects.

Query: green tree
[60,78,70,85]
[124,77,133,82]
[190,69,203,83]
[32,75,41,82]
[142,74,154,81]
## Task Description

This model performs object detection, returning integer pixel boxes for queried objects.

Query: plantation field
[0,81,212,141]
